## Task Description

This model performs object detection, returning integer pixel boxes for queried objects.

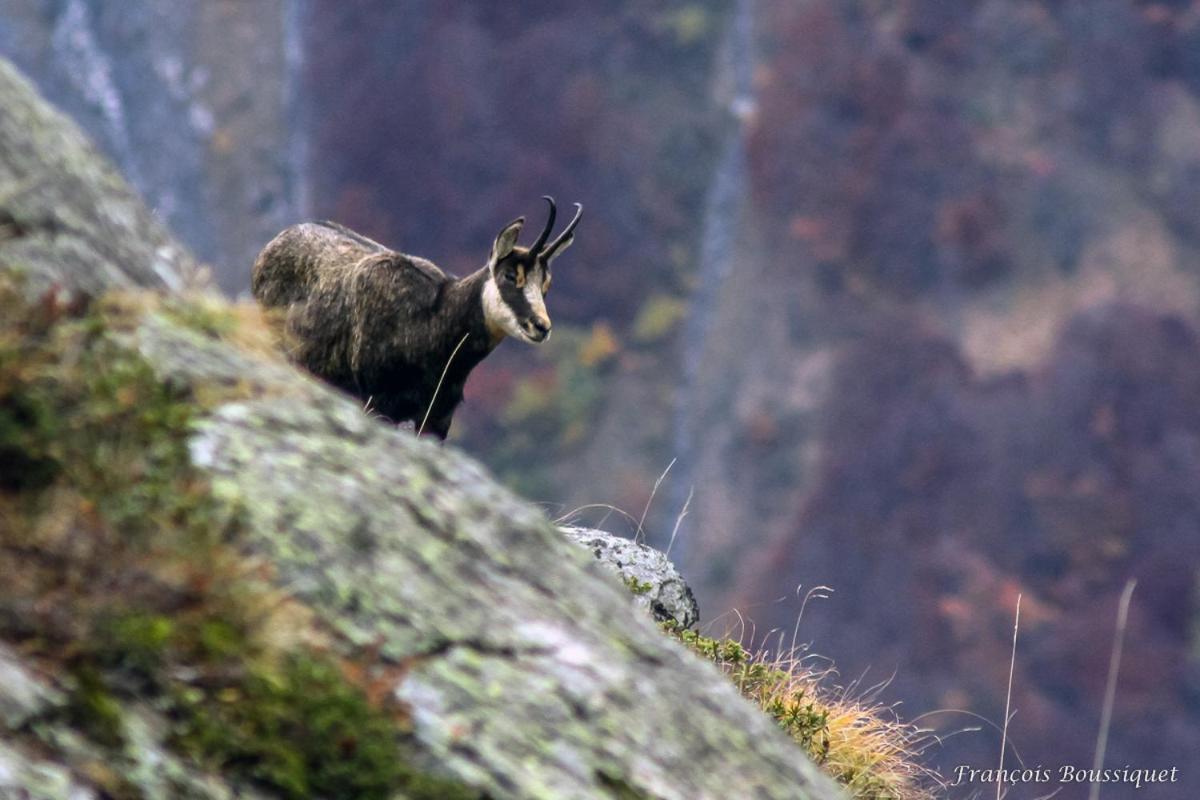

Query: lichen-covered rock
[0,63,194,296]
[561,526,700,629]
[0,56,845,800]
[0,741,96,800]
[0,643,62,730]
[0,0,305,291]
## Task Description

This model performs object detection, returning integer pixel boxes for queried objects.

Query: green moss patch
[623,575,654,596]
[174,654,475,800]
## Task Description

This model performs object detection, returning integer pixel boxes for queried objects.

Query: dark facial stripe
[494,256,549,321]
[498,276,534,318]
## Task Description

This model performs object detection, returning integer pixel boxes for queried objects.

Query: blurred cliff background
[3,0,1198,794]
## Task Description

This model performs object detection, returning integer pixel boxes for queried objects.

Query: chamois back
[252,221,392,307]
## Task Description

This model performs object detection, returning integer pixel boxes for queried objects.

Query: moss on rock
[171,653,477,800]
[0,278,478,800]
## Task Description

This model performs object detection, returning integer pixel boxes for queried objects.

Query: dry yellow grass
[667,624,942,800]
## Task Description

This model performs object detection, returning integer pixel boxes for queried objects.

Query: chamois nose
[528,317,551,341]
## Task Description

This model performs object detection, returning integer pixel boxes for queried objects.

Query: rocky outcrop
[0,58,843,800]
[0,57,194,295]
[561,527,700,630]
[0,0,306,291]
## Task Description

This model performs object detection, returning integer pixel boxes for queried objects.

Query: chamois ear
[490,217,524,269]
[544,233,575,264]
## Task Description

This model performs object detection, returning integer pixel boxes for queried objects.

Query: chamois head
[482,196,582,344]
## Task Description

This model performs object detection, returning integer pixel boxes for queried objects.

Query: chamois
[252,197,581,439]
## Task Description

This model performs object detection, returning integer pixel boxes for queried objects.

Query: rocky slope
[9,1,1198,790]
[0,58,843,800]
[0,0,306,291]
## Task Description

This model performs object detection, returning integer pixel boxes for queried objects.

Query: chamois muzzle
[525,316,551,342]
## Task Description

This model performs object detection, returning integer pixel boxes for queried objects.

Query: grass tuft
[663,621,942,800]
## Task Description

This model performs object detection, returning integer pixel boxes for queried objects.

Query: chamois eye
[502,268,517,282]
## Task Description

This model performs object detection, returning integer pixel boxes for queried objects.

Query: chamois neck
[452,267,507,351]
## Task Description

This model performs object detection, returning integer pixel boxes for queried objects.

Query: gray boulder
[561,526,700,629]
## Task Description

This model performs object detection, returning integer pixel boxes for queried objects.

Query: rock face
[561,527,700,630]
[0,0,306,291]
[0,58,842,800]
[0,56,195,296]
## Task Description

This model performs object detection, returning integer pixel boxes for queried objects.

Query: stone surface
[0,643,62,730]
[0,0,307,291]
[0,60,195,295]
[561,526,700,629]
[0,741,96,800]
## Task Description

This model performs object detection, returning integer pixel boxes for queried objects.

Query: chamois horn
[547,202,583,255]
[529,195,557,255]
